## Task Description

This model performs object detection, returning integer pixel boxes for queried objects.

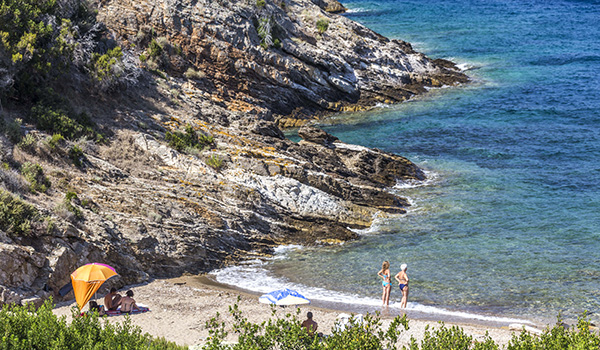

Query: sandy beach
[51,275,537,348]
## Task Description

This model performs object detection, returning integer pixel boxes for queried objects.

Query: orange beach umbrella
[70,263,118,310]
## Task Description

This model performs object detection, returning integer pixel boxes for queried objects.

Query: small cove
[214,0,600,325]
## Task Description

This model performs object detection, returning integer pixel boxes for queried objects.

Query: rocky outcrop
[0,0,467,305]
[96,0,466,127]
[312,0,347,13]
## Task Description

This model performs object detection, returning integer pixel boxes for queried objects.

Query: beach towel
[106,304,150,317]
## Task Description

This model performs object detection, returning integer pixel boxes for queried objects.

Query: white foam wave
[394,170,439,189]
[344,8,371,14]
[211,257,533,325]
[273,244,304,254]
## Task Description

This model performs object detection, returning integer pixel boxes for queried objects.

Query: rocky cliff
[0,0,466,305]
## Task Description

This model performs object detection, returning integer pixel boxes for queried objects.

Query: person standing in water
[377,261,392,306]
[395,263,409,308]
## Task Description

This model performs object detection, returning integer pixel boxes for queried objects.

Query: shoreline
[52,275,545,348]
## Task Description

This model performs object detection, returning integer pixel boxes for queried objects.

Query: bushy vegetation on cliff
[0,0,138,142]
[0,299,186,350]
[202,302,600,350]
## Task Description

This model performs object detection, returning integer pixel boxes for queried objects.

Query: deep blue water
[215,0,600,324]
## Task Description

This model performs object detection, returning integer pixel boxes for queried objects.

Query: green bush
[205,155,223,171]
[184,67,206,80]
[0,299,188,349]
[148,39,163,58]
[203,302,408,350]
[257,17,273,49]
[46,133,65,149]
[202,304,600,350]
[17,133,36,151]
[4,118,23,143]
[63,191,82,218]
[166,124,213,153]
[256,0,266,7]
[316,18,330,34]
[91,46,123,82]
[21,162,50,193]
[69,144,84,167]
[506,315,600,350]
[30,103,98,141]
[0,189,39,236]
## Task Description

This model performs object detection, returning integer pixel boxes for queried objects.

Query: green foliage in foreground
[0,189,39,236]
[0,299,187,350]
[203,302,409,350]
[203,302,600,350]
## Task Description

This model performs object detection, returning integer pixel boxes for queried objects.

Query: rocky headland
[0,0,466,305]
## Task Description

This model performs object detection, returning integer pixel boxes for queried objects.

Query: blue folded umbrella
[259,288,310,306]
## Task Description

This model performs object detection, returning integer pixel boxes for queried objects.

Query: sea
[211,0,600,326]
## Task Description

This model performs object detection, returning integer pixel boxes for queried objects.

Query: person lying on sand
[88,300,105,316]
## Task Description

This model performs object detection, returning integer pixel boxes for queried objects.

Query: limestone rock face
[96,0,467,125]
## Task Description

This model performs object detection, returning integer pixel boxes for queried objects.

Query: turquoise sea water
[214,0,600,324]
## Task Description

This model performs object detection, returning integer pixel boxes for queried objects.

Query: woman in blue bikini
[377,261,392,306]
[395,263,409,308]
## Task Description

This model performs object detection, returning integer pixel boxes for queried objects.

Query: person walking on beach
[378,261,392,306]
[395,263,409,308]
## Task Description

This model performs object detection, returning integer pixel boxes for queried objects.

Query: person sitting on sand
[88,300,105,316]
[104,287,122,311]
[301,311,319,336]
[378,261,392,306]
[394,263,409,308]
[120,290,140,313]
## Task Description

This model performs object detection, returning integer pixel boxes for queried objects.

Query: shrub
[0,189,39,236]
[202,304,600,350]
[316,18,330,34]
[5,118,23,143]
[257,17,273,49]
[30,103,99,141]
[21,162,50,193]
[139,53,148,62]
[203,303,408,350]
[0,163,29,193]
[0,299,188,349]
[90,46,128,90]
[63,191,82,218]
[69,144,84,167]
[17,132,36,151]
[165,124,213,153]
[205,155,223,171]
[46,133,65,149]
[148,39,163,58]
[257,0,266,7]
[184,67,206,80]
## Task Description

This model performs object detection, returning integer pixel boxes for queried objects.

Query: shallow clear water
[214,0,600,324]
